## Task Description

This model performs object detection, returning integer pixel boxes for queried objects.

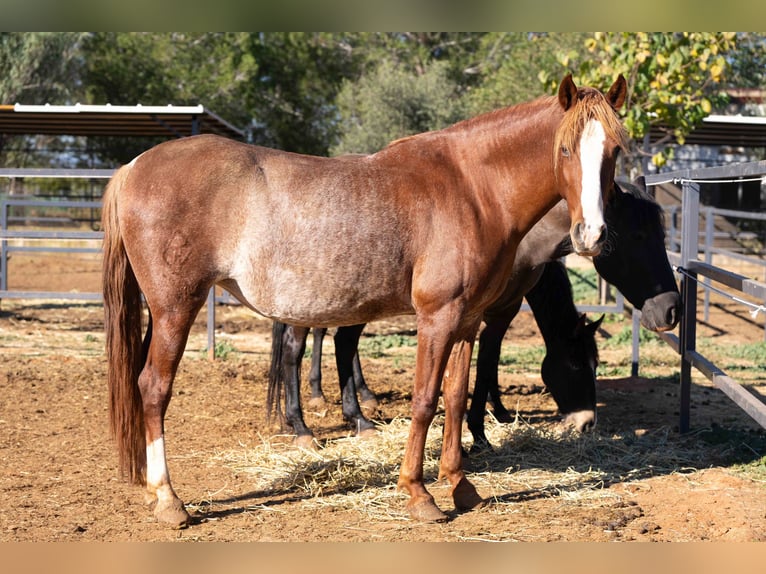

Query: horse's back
[118,135,415,325]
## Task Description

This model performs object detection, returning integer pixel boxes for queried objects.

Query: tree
[332,59,465,155]
[80,32,255,164]
[726,32,766,92]
[0,33,82,163]
[542,32,738,170]
[465,32,589,114]
[243,32,363,155]
[0,33,82,105]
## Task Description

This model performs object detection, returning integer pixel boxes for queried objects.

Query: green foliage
[5,32,766,175]
[357,333,417,359]
[698,340,766,371]
[602,325,660,347]
[0,32,81,104]
[498,345,545,370]
[541,32,738,169]
[332,59,466,155]
[466,32,588,114]
[566,267,599,305]
[244,32,363,155]
[203,339,237,360]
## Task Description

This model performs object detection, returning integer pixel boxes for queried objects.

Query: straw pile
[212,410,726,521]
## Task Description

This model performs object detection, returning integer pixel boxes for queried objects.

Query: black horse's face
[542,314,602,432]
[595,182,681,332]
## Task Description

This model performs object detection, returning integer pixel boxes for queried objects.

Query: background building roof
[0,103,245,140]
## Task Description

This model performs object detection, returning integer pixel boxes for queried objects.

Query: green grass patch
[202,338,238,360]
[358,333,417,358]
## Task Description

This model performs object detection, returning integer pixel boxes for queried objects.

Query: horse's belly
[226,255,413,327]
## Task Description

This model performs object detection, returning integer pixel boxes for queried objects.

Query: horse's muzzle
[562,409,597,432]
[640,291,682,332]
[571,220,607,257]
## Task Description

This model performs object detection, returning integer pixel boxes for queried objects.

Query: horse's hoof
[452,477,486,512]
[293,434,317,449]
[154,499,191,529]
[407,499,448,523]
[357,427,377,439]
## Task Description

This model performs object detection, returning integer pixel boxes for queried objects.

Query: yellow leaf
[701,98,712,114]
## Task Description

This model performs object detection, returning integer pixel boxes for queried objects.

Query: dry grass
[212,408,734,522]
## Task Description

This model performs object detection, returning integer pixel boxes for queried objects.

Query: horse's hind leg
[281,325,315,447]
[139,302,204,528]
[352,348,379,410]
[334,324,375,436]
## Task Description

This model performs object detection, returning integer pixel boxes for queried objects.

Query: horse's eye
[561,146,570,158]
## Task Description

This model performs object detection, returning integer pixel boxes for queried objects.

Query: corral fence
[645,160,766,432]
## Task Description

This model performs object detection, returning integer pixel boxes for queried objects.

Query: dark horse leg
[308,326,378,410]
[269,322,375,442]
[268,321,315,447]
[467,260,598,451]
[307,327,328,410]
[467,310,515,452]
[334,324,376,435]
[347,334,379,409]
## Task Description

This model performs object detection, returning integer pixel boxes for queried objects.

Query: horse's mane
[382,94,559,151]
[553,87,629,171]
[383,87,627,167]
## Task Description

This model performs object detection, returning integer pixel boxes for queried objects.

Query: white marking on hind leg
[578,119,606,246]
[146,437,176,506]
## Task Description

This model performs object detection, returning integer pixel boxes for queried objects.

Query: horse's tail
[102,164,147,486]
[267,320,286,426]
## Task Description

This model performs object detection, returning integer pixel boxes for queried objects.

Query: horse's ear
[558,74,577,111]
[606,74,627,110]
[589,314,605,332]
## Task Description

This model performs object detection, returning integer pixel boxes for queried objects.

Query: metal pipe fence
[646,160,766,432]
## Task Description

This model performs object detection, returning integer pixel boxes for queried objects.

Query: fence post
[631,308,640,377]
[679,179,700,433]
[703,208,714,322]
[207,287,216,361]
[1,200,7,294]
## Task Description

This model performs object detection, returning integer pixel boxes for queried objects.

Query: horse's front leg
[281,325,315,447]
[398,309,472,522]
[440,328,486,512]
[307,327,327,410]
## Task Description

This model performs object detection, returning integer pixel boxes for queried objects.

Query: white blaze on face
[578,118,607,247]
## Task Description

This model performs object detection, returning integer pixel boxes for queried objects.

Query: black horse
[268,179,681,447]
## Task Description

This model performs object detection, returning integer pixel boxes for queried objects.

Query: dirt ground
[1,251,765,542]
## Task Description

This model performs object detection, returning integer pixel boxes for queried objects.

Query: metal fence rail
[0,197,104,300]
[646,160,766,432]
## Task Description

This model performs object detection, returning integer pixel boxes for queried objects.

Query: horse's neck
[525,261,581,343]
[451,104,564,238]
[515,201,571,267]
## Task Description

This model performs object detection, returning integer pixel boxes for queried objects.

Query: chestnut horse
[102,74,627,526]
